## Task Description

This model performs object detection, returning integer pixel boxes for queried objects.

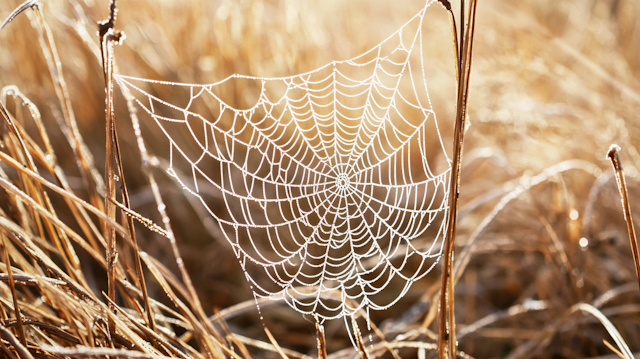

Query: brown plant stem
[98,2,155,330]
[351,316,371,359]
[315,318,328,359]
[99,0,125,332]
[606,144,640,293]
[438,0,479,358]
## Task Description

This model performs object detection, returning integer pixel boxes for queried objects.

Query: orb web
[116,0,451,320]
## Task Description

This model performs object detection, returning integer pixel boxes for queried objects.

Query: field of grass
[0,0,639,358]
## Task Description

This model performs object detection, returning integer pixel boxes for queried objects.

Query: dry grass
[0,0,639,358]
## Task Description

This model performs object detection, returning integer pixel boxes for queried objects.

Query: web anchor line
[116,0,451,320]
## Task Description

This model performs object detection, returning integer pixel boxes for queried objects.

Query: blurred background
[0,0,639,357]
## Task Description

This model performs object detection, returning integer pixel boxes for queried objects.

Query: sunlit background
[0,0,639,357]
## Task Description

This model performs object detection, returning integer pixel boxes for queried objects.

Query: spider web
[116,0,451,320]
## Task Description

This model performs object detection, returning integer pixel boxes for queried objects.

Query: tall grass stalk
[607,144,640,292]
[437,0,478,357]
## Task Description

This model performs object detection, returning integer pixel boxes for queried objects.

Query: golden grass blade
[232,334,313,359]
[1,86,55,164]
[0,151,131,241]
[0,86,108,259]
[537,215,580,296]
[603,339,627,359]
[40,345,173,359]
[0,323,33,359]
[117,309,194,359]
[101,293,191,358]
[1,234,26,347]
[107,198,169,237]
[451,160,600,285]
[506,303,634,359]
[0,176,108,269]
[0,217,96,302]
[3,317,81,345]
[264,327,290,359]
[4,92,108,250]
[227,334,253,359]
[28,4,105,211]
[0,339,18,359]
[437,0,460,81]
[139,252,224,359]
[111,155,157,331]
[0,272,63,286]
[570,304,634,359]
[0,0,38,31]
[457,300,549,339]
[1,100,85,287]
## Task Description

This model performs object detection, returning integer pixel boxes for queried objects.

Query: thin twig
[606,144,640,293]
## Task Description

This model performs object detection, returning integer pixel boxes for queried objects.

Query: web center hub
[336,173,351,191]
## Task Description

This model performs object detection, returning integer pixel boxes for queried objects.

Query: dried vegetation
[0,0,639,358]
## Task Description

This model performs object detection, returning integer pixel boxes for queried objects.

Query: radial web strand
[116,0,451,320]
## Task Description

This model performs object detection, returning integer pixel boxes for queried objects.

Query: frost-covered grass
[0,0,639,358]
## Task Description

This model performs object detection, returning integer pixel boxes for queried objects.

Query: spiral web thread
[116,0,451,321]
